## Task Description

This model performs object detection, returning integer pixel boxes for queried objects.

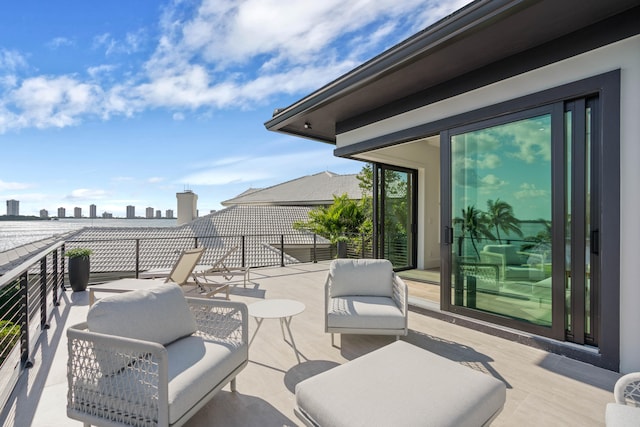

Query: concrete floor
[0,261,621,426]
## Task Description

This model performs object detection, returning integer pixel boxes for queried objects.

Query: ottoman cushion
[295,341,506,427]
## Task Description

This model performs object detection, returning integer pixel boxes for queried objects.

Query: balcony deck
[2,261,620,426]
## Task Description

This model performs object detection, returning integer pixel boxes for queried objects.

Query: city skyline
[0,0,469,217]
[5,198,175,219]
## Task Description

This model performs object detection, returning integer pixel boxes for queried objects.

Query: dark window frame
[439,71,619,370]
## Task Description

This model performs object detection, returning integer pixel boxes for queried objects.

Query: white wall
[337,35,640,372]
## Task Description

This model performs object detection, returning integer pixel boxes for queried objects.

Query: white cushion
[296,341,506,427]
[87,283,197,346]
[166,336,248,424]
[327,296,405,330]
[329,259,393,298]
[86,336,248,425]
[606,403,640,426]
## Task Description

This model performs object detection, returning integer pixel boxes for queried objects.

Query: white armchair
[67,283,248,427]
[606,372,640,426]
[325,259,408,345]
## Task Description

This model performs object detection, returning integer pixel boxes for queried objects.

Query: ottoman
[295,341,506,427]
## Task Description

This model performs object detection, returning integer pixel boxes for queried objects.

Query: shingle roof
[221,171,364,206]
[67,205,329,273]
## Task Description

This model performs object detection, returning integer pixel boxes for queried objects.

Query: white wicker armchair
[67,284,248,427]
[325,259,408,346]
[606,372,640,426]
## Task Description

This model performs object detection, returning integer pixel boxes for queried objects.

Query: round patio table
[248,299,305,363]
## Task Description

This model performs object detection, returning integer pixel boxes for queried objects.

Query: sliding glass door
[442,97,600,343]
[373,164,417,270]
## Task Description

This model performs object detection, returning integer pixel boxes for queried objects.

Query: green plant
[65,248,93,258]
[0,320,20,367]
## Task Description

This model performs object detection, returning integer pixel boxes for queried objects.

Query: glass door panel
[375,165,416,269]
[449,114,553,327]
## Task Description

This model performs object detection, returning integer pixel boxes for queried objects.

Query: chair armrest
[517,251,545,266]
[614,372,640,406]
[67,322,170,426]
[324,273,334,333]
[392,273,408,315]
[186,298,248,346]
[479,251,505,266]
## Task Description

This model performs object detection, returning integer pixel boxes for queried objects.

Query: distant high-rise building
[57,207,66,218]
[74,207,82,218]
[89,204,97,218]
[176,190,198,225]
[145,207,154,219]
[126,205,135,219]
[40,209,49,219]
[6,199,19,216]
[166,209,174,219]
[102,211,113,219]
[155,210,162,218]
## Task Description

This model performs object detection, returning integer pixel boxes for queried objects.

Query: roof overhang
[264,0,640,144]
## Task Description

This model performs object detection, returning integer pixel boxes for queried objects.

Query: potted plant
[336,235,349,259]
[65,248,92,292]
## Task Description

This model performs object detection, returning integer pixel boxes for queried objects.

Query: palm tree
[455,205,495,259]
[485,199,523,244]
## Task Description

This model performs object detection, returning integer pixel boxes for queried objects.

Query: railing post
[135,239,140,279]
[61,244,66,291]
[241,236,246,268]
[194,237,199,248]
[53,249,59,306]
[19,272,33,368]
[40,258,49,329]
[313,234,317,263]
[361,233,365,258]
[280,235,285,267]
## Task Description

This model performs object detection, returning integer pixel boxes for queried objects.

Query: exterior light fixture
[304,122,312,129]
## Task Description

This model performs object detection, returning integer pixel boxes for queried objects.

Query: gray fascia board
[263,0,518,133]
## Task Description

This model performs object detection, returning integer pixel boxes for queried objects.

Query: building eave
[264,0,640,143]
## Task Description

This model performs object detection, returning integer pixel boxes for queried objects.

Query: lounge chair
[140,247,232,299]
[193,246,250,289]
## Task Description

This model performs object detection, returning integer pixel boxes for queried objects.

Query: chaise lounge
[67,283,248,427]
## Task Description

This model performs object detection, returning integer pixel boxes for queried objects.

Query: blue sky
[0,0,469,217]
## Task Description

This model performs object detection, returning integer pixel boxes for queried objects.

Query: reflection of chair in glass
[454,262,500,308]
[479,244,545,281]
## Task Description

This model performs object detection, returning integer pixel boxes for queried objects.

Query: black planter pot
[68,256,90,292]
[337,241,347,258]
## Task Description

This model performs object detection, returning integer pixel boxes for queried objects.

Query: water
[0,218,178,252]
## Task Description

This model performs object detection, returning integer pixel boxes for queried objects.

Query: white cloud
[94,30,147,56]
[148,177,165,183]
[47,37,75,49]
[0,0,472,132]
[0,180,31,191]
[8,76,104,128]
[0,49,28,72]
[87,64,118,79]
[66,188,110,200]
[180,149,355,186]
[172,112,185,120]
[514,183,548,199]
[479,174,507,193]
